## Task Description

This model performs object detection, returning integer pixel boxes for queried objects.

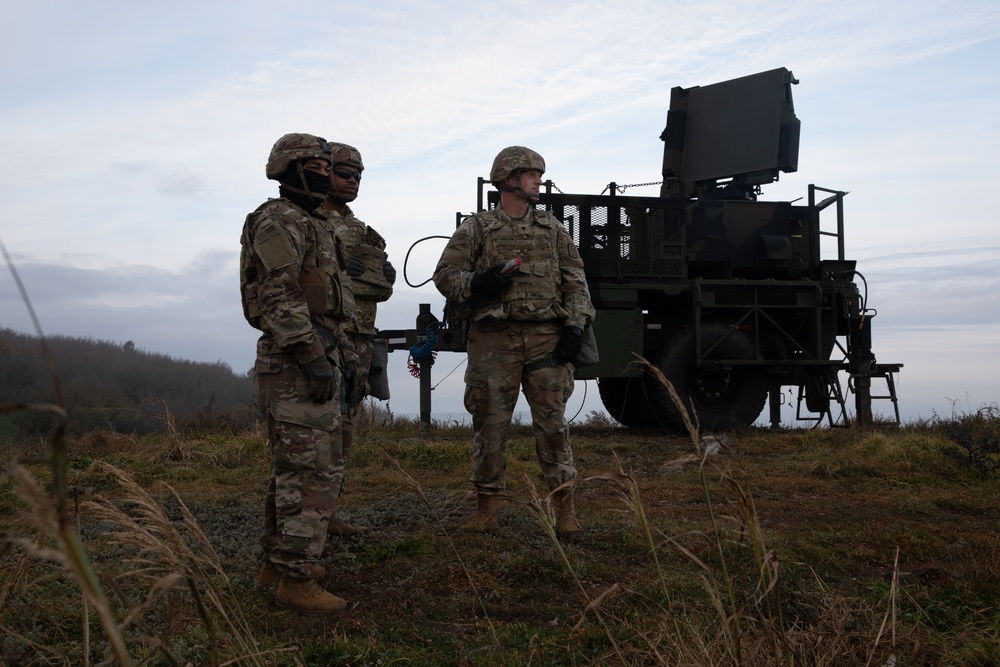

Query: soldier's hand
[470,264,513,297]
[344,361,362,406]
[304,356,337,404]
[382,261,396,285]
[553,326,583,364]
[346,256,365,278]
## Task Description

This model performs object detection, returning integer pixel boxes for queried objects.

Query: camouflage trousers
[255,347,344,580]
[463,318,578,493]
[341,329,373,440]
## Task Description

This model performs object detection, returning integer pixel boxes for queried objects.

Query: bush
[936,402,1000,477]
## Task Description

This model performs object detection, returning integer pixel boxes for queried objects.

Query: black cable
[567,379,589,424]
[403,235,452,288]
[854,270,869,313]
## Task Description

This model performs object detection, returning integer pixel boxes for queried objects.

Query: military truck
[386,67,902,430]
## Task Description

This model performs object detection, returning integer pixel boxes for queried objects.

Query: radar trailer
[381,67,902,431]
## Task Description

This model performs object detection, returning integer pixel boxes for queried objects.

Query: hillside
[0,327,254,438]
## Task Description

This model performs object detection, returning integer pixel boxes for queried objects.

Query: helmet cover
[490,146,545,184]
[266,133,333,180]
[329,142,364,170]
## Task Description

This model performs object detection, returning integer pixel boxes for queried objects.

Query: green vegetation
[0,328,254,438]
[3,398,1000,665]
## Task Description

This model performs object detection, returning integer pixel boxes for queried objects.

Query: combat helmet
[266,133,333,180]
[490,146,545,184]
[329,143,364,171]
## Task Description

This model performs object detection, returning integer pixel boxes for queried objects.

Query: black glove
[553,326,583,363]
[344,361,362,406]
[346,256,365,278]
[470,264,513,298]
[304,356,336,404]
[382,261,396,285]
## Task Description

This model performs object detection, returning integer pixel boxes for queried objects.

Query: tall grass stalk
[633,355,745,661]
[526,477,627,664]
[379,448,503,652]
[82,461,273,666]
[2,238,132,666]
[865,548,900,667]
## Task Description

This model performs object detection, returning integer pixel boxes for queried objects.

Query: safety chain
[614,180,663,194]
[619,180,662,191]
[546,180,661,196]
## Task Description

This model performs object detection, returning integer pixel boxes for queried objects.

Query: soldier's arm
[556,226,595,329]
[432,222,478,303]
[252,215,327,365]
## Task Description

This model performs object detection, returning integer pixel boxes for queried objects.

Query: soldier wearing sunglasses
[316,143,395,538]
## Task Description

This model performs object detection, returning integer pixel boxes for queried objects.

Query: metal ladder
[849,363,903,426]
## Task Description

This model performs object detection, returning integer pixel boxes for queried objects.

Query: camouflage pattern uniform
[240,134,358,581]
[321,206,392,417]
[433,152,594,493]
[317,143,393,419]
[314,144,393,525]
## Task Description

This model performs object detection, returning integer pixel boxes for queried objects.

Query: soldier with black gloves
[315,142,395,538]
[239,133,361,614]
[433,146,595,541]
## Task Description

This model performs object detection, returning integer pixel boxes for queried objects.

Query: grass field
[2,403,999,666]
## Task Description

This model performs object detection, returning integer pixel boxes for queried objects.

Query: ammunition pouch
[349,244,393,302]
[368,337,390,400]
[521,324,599,375]
[575,324,600,368]
[300,268,350,318]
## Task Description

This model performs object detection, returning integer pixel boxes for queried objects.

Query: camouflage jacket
[240,197,357,366]
[316,204,393,335]
[433,207,594,329]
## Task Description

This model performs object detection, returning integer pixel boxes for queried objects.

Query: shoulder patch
[253,218,299,271]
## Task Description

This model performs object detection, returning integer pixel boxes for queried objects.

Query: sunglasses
[332,167,362,182]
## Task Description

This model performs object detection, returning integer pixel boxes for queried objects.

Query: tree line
[0,328,255,439]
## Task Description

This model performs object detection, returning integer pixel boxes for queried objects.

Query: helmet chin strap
[500,171,540,203]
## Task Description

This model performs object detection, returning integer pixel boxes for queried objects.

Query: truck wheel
[598,377,662,428]
[652,325,768,431]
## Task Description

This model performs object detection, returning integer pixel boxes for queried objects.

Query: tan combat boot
[460,492,500,533]
[258,562,327,588]
[554,489,584,542]
[275,575,347,614]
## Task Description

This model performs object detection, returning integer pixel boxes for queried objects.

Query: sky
[1,0,998,426]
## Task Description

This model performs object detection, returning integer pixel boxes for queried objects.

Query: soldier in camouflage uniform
[315,142,395,537]
[239,133,362,614]
[433,146,595,541]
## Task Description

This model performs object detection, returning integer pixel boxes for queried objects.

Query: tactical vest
[239,202,270,330]
[240,199,355,331]
[336,222,392,303]
[460,211,565,323]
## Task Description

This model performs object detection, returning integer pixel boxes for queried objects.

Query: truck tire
[651,325,768,431]
[598,377,662,428]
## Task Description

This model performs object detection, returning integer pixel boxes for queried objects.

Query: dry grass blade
[3,237,133,665]
[525,477,628,665]
[79,461,267,666]
[377,447,501,648]
[117,573,186,631]
[6,463,131,666]
[865,547,900,667]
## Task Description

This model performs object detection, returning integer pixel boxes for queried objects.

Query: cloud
[3,0,999,425]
